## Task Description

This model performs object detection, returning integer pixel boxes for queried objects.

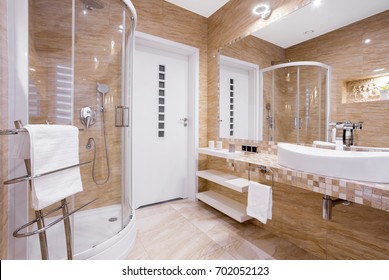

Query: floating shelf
[197,147,244,159]
[196,191,251,223]
[197,169,248,193]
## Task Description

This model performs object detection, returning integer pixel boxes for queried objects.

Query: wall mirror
[218,0,389,143]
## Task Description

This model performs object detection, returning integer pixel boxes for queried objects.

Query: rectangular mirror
[217,0,389,144]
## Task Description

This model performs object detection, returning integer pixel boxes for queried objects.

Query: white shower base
[27,204,136,260]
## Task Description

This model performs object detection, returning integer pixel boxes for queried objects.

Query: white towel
[25,124,83,210]
[246,181,272,224]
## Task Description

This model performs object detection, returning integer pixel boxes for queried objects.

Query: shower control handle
[80,106,96,129]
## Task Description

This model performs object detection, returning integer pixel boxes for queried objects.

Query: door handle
[180,118,188,127]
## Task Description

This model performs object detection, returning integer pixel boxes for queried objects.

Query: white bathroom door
[219,56,259,140]
[133,42,189,209]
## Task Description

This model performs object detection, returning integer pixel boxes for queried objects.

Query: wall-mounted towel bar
[248,164,274,187]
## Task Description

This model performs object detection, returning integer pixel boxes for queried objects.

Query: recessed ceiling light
[364,38,372,44]
[313,0,323,7]
[252,4,272,19]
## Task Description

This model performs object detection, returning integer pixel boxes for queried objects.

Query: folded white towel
[246,181,272,224]
[25,124,83,210]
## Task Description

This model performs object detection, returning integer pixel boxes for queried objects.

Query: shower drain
[108,217,118,222]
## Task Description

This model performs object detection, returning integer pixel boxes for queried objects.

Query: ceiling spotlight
[313,0,323,7]
[364,38,371,44]
[252,4,272,19]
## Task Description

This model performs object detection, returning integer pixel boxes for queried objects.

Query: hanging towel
[25,124,83,210]
[246,181,272,224]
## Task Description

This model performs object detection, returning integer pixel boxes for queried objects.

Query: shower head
[97,82,109,96]
[82,0,105,10]
[97,82,109,111]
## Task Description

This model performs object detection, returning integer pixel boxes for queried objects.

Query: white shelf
[196,191,251,223]
[197,169,248,193]
[197,147,244,159]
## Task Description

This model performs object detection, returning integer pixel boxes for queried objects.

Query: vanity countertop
[220,152,389,213]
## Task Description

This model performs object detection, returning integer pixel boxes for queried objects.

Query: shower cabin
[7,0,137,259]
[261,61,330,144]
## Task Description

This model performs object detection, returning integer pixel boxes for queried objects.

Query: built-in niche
[343,74,389,104]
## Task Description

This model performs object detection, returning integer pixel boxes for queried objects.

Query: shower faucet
[80,106,96,129]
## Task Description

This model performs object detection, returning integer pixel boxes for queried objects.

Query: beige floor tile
[126,237,150,260]
[225,239,274,260]
[136,205,185,234]
[201,247,236,260]
[203,223,243,247]
[141,221,222,259]
[127,199,316,260]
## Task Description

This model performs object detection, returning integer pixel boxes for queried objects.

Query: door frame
[134,31,199,203]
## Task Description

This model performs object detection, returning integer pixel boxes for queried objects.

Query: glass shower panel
[73,0,129,254]
[273,66,299,143]
[262,71,273,141]
[261,61,330,145]
[298,66,328,144]
[28,0,73,125]
[27,0,135,259]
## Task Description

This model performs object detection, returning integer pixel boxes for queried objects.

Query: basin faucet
[334,121,363,147]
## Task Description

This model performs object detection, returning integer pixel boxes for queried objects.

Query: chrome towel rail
[0,128,27,135]
[3,120,95,260]
[3,160,92,185]
[13,198,97,238]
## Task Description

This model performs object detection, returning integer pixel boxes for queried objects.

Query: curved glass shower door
[261,62,330,144]
[27,0,136,259]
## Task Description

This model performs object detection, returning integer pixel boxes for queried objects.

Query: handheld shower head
[97,82,109,95]
[97,82,109,111]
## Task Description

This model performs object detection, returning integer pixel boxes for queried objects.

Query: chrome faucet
[334,121,363,146]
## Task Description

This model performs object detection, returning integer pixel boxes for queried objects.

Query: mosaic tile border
[226,152,389,213]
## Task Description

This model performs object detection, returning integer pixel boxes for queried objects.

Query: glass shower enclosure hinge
[115,106,129,127]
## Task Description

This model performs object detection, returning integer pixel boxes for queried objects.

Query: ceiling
[165,0,388,48]
[164,0,231,18]
[252,0,389,48]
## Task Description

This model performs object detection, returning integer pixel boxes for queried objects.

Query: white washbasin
[277,143,389,183]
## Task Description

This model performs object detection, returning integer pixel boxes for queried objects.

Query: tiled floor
[126,199,319,260]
